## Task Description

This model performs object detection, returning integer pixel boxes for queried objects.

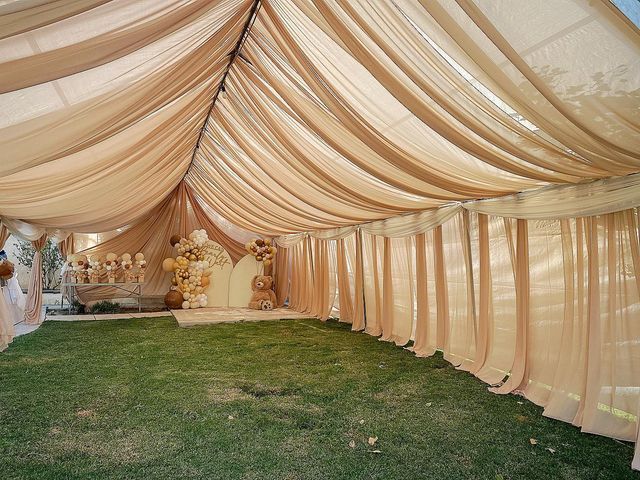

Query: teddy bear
[248,275,277,310]
[0,259,14,281]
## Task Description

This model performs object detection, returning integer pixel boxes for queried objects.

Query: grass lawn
[0,317,638,480]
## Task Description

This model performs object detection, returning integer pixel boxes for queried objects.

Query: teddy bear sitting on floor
[248,275,277,310]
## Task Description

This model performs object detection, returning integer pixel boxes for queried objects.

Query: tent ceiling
[0,0,638,235]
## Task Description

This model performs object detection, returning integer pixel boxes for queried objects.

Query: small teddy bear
[248,275,277,310]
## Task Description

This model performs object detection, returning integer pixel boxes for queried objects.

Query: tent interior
[0,0,639,471]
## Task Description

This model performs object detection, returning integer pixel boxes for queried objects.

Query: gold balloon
[162,258,175,272]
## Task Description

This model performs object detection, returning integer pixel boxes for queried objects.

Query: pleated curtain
[1,0,639,470]
[23,234,47,324]
[280,208,640,469]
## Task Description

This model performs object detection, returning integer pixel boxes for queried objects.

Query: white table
[61,282,144,313]
[0,278,23,350]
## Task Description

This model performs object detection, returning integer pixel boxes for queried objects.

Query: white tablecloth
[1,278,25,351]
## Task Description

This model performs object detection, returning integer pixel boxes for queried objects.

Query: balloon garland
[121,253,135,282]
[87,255,101,283]
[65,252,147,284]
[134,253,146,282]
[66,254,88,283]
[245,238,276,267]
[105,252,118,283]
[162,229,216,309]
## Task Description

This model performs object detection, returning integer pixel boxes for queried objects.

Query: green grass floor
[0,317,638,480]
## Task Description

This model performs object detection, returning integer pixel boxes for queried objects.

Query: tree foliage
[14,239,64,290]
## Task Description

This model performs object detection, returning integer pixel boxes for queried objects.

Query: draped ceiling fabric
[0,0,639,470]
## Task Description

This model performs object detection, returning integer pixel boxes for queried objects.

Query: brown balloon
[255,239,265,246]
[170,234,182,247]
[164,290,183,309]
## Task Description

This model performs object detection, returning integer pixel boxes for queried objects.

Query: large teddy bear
[248,275,277,310]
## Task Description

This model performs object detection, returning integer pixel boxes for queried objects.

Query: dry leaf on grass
[425,402,432,407]
[546,448,556,454]
[227,415,234,420]
[359,419,365,425]
[368,449,382,454]
[348,440,356,448]
[529,438,538,445]
[368,436,378,446]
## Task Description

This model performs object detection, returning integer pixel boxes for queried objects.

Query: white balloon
[182,301,190,309]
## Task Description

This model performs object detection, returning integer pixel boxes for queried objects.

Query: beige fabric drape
[402,0,640,171]
[57,235,74,258]
[380,236,415,346]
[2,0,638,236]
[74,184,245,303]
[0,222,14,350]
[362,233,383,337]
[0,224,9,249]
[335,238,354,323]
[287,208,640,468]
[0,0,251,232]
[57,234,74,306]
[23,234,47,324]
[0,1,111,41]
[466,173,640,219]
[1,0,639,469]
[275,173,640,242]
[351,229,365,331]
[0,217,68,243]
[0,0,233,94]
[274,243,290,307]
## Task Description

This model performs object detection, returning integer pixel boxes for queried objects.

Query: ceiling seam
[183,0,262,183]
